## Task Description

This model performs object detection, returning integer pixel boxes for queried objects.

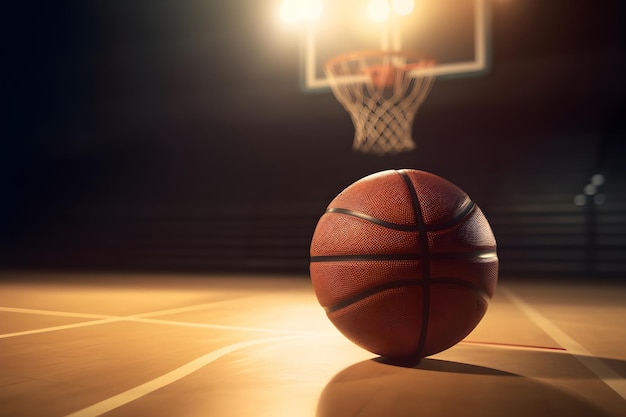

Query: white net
[325,51,435,155]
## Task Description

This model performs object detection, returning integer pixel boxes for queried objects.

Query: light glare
[369,0,390,21]
[280,1,300,24]
[304,0,322,20]
[392,0,414,16]
[279,0,322,24]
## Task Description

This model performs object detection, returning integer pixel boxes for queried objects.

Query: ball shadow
[373,356,517,376]
[373,350,626,380]
[316,355,614,417]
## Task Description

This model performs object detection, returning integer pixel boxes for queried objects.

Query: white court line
[0,317,124,339]
[0,304,224,339]
[63,335,309,417]
[0,306,108,319]
[502,287,626,400]
[0,300,238,322]
[127,316,329,335]
[0,307,116,339]
[0,306,332,338]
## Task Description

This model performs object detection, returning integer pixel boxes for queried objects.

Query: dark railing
[3,193,625,278]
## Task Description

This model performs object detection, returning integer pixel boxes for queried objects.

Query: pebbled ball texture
[310,169,498,360]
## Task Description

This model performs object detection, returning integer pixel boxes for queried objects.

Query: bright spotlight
[369,0,390,21]
[279,0,322,24]
[280,1,300,24]
[303,0,322,21]
[392,0,414,16]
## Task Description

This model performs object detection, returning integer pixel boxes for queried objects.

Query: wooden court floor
[0,270,624,417]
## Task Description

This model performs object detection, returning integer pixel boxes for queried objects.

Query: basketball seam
[311,170,496,359]
[425,200,476,232]
[323,279,421,313]
[325,207,419,231]
[323,202,476,233]
[398,169,430,358]
[311,253,421,262]
[310,249,497,262]
[323,277,490,314]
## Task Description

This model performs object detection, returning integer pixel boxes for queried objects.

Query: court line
[126,316,329,335]
[0,305,224,339]
[0,306,333,338]
[0,306,108,319]
[0,317,125,339]
[461,340,567,352]
[63,335,308,417]
[502,287,626,400]
[0,299,244,322]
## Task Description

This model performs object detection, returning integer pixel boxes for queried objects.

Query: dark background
[2,0,625,277]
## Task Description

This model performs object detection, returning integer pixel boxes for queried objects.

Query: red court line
[462,340,567,351]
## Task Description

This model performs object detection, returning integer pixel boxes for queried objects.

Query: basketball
[310,169,498,360]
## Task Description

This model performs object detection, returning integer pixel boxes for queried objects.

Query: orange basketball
[310,169,498,360]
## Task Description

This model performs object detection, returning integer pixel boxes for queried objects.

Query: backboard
[286,0,491,92]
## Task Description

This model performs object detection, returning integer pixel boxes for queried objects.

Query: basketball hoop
[324,50,435,155]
